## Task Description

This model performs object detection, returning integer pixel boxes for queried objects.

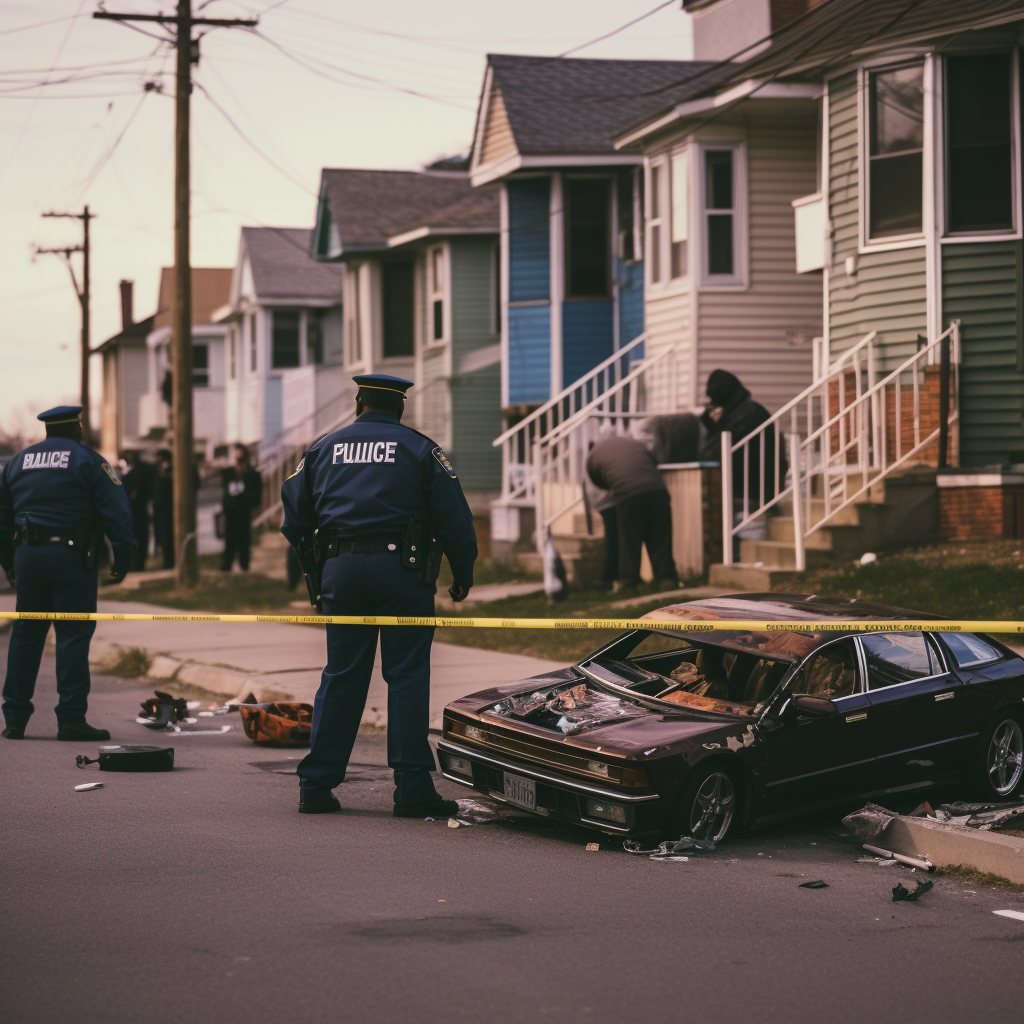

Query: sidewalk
[0,593,566,730]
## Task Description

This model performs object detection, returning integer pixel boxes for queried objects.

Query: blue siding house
[469,55,720,411]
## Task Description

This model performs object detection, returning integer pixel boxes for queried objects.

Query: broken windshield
[586,631,792,718]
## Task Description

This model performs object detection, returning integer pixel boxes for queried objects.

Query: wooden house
[311,167,502,501]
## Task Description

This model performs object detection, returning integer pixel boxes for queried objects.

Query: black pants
[297,551,440,806]
[599,507,619,584]
[616,490,677,587]
[153,512,173,569]
[2,545,97,728]
[221,510,251,571]
[130,504,149,571]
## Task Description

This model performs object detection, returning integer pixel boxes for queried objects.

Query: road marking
[993,910,1024,922]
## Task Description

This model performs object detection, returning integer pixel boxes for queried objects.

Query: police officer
[0,406,135,740]
[281,374,477,817]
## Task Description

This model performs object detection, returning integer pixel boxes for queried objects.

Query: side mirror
[785,695,840,718]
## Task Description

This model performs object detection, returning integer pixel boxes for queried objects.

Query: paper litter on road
[447,818,461,828]
[164,724,232,735]
[74,782,103,792]
[993,910,1024,922]
[623,836,715,860]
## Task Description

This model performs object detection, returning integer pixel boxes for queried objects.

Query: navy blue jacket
[281,411,477,586]
[0,438,136,572]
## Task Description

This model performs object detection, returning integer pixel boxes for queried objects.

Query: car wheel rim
[689,771,735,842]
[987,719,1024,796]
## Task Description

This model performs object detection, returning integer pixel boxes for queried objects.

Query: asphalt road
[3,633,1024,1024]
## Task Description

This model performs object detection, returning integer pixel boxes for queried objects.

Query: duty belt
[15,523,88,548]
[319,529,402,558]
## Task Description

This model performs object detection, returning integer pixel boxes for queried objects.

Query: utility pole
[35,206,95,444]
[95,4,257,588]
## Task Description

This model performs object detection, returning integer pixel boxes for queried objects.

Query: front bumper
[437,738,664,835]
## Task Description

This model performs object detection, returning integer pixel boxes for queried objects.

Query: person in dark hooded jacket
[700,369,786,510]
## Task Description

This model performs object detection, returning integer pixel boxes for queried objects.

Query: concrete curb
[881,815,1024,884]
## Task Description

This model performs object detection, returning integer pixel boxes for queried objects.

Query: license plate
[502,771,536,811]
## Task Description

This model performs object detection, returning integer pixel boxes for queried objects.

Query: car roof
[638,592,944,661]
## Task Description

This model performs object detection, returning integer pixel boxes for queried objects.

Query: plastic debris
[490,680,649,736]
[862,844,935,872]
[165,724,233,736]
[455,799,499,825]
[857,857,898,866]
[138,691,189,730]
[586,843,600,851]
[623,836,715,860]
[936,800,1024,831]
[237,702,312,747]
[74,782,103,792]
[447,818,461,828]
[842,803,897,840]
[859,552,877,565]
[799,880,829,889]
[892,879,933,902]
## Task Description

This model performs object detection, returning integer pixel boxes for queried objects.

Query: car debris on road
[893,879,933,902]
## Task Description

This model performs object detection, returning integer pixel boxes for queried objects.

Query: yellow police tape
[0,611,1022,633]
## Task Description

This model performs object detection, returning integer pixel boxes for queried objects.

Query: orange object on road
[238,702,313,747]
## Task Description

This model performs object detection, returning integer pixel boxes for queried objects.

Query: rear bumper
[436,738,665,836]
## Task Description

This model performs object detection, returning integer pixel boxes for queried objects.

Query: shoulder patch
[285,456,305,481]
[102,462,122,485]
[432,446,457,479]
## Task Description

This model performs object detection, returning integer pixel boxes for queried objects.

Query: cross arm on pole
[92,12,258,27]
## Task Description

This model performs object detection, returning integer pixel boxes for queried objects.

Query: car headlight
[444,755,473,779]
[586,799,627,824]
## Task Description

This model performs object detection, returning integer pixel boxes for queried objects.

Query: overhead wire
[0,12,87,37]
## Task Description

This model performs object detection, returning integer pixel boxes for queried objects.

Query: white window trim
[644,155,671,292]
[696,140,748,291]
[858,60,929,253]
[937,47,1023,244]
[425,242,450,347]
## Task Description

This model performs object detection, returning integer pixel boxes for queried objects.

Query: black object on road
[76,745,174,772]
[139,691,189,729]
[799,880,830,889]
[892,879,933,902]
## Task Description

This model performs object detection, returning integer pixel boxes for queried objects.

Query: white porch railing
[722,323,959,570]
[492,332,648,509]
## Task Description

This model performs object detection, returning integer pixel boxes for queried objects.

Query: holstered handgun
[402,516,442,584]
[298,529,324,610]
[78,521,103,571]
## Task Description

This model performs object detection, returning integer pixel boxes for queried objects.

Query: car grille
[472,763,581,816]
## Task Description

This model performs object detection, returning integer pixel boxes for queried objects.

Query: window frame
[789,637,865,704]
[645,155,669,290]
[939,48,1022,243]
[563,174,612,300]
[696,140,748,290]
[937,632,1003,670]
[426,243,449,347]
[270,308,302,370]
[853,631,948,693]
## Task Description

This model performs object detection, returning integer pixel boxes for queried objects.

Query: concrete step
[766,517,834,549]
[738,539,834,570]
[708,563,801,590]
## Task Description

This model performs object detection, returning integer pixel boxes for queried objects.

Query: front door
[859,632,962,795]
[761,638,876,816]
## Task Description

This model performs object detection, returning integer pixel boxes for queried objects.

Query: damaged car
[438,594,1024,840]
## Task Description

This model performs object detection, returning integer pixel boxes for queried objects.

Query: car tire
[971,711,1024,799]
[670,763,740,843]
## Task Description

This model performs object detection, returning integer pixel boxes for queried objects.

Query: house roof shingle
[319,170,492,251]
[483,54,732,157]
[388,186,499,242]
[152,267,232,331]
[241,227,343,299]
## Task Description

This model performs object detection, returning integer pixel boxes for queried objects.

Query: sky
[0,0,693,439]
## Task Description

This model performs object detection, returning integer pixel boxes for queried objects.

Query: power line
[557,0,677,58]
[0,12,86,38]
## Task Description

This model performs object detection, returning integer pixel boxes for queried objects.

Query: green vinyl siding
[827,70,926,370]
[942,241,1024,465]
[449,235,501,489]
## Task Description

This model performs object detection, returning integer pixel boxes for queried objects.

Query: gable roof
[386,186,500,247]
[241,227,343,300]
[152,267,232,331]
[94,313,155,353]
[315,169,488,257]
[470,54,730,182]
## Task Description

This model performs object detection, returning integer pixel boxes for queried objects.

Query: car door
[859,631,961,794]
[761,638,875,816]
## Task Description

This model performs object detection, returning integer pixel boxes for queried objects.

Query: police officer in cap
[282,374,477,817]
[0,406,135,740]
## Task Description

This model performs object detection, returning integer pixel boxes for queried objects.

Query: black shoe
[57,721,111,742]
[298,789,341,814]
[2,725,25,739]
[393,798,460,819]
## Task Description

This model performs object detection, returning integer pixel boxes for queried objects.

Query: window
[272,310,300,369]
[868,64,924,238]
[942,633,1001,668]
[860,632,940,689]
[792,640,859,700]
[248,313,257,372]
[704,149,735,275]
[670,151,688,279]
[307,309,324,365]
[192,343,209,387]
[946,53,1014,233]
[565,177,610,298]
[429,246,445,342]
[648,162,663,283]
[382,261,414,357]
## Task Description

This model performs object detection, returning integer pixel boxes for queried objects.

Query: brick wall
[939,486,1024,540]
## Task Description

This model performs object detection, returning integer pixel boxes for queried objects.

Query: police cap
[352,374,414,397]
[37,405,83,425]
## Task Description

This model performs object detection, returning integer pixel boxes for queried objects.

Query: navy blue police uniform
[281,375,477,812]
[0,407,135,738]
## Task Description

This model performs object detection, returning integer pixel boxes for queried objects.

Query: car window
[860,632,940,689]
[792,640,859,700]
[941,633,1001,668]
